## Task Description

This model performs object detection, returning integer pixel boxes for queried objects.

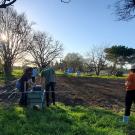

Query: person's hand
[125,81,128,86]
[125,81,132,87]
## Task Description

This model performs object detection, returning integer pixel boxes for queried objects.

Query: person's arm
[29,78,35,87]
[41,77,43,85]
[41,70,45,89]
[125,81,131,87]
[24,81,27,92]
[54,70,56,83]
[41,77,45,89]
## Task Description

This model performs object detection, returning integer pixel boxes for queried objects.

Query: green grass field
[12,69,23,77]
[56,71,126,79]
[0,103,135,135]
[0,70,125,85]
[0,69,23,84]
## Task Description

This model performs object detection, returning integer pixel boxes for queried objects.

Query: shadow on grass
[0,103,134,135]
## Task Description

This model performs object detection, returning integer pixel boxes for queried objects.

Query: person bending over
[19,67,33,106]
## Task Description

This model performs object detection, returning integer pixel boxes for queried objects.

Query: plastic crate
[27,90,45,109]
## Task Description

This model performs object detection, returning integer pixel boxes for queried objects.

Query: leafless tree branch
[115,0,135,20]
[86,46,107,76]
[0,0,16,8]
[61,0,71,3]
[27,31,63,68]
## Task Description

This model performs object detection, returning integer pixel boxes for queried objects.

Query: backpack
[16,79,21,91]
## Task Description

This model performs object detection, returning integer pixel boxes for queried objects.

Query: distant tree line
[0,7,135,80]
[54,45,135,76]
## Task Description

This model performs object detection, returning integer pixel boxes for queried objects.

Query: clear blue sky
[14,0,135,56]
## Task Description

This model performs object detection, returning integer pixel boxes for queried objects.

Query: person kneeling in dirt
[41,65,56,107]
[19,67,33,106]
[123,64,135,124]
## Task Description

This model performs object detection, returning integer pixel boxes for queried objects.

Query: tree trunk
[110,61,117,75]
[96,70,100,76]
[3,60,13,80]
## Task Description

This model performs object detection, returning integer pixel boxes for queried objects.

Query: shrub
[115,71,124,77]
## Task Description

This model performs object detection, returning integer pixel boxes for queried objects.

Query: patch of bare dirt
[55,76,125,110]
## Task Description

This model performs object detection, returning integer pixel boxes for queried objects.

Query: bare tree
[60,0,135,21]
[86,46,107,76]
[0,7,32,77]
[115,0,135,20]
[0,0,70,8]
[63,53,84,72]
[0,0,16,8]
[27,31,63,69]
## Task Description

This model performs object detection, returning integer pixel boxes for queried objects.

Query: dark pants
[125,90,135,116]
[32,77,35,83]
[19,92,27,106]
[45,82,56,106]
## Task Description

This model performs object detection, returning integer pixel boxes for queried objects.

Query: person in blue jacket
[19,67,33,106]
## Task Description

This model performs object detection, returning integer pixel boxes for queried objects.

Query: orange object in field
[125,73,135,91]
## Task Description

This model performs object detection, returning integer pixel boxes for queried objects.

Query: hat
[131,64,135,70]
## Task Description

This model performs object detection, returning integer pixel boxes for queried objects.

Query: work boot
[123,116,129,124]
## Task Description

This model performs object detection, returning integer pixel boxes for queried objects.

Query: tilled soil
[55,76,125,110]
[0,76,126,110]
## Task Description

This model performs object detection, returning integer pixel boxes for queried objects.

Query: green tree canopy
[104,45,135,74]
[104,45,135,64]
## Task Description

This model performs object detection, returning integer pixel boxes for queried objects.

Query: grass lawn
[56,71,126,79]
[0,70,126,85]
[0,103,134,135]
[0,69,23,85]
[12,69,23,78]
